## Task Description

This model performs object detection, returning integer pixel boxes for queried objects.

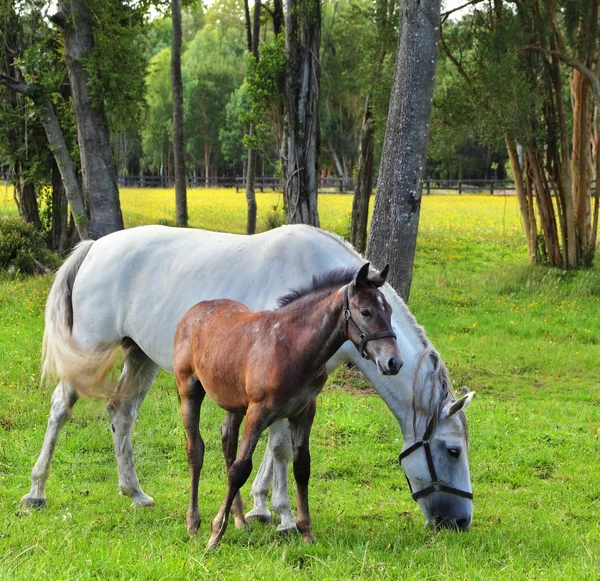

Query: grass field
[1,187,600,580]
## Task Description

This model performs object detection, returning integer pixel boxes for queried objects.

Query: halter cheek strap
[342,285,397,360]
[398,418,473,501]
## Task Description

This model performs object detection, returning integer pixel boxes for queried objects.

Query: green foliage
[0,216,58,274]
[220,83,251,166]
[85,0,148,134]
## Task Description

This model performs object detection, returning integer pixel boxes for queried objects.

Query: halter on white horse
[25,225,474,530]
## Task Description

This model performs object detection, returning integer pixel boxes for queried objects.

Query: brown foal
[173,263,402,549]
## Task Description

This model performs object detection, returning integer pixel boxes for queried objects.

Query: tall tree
[281,0,321,225]
[243,0,261,234]
[51,0,124,238]
[172,0,188,226]
[367,0,441,300]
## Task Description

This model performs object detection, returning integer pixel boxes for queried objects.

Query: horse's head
[345,263,403,375]
[399,390,474,530]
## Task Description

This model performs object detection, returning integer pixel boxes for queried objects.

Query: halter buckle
[344,309,351,321]
[432,481,441,492]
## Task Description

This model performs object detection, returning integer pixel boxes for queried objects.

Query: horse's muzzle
[429,514,472,531]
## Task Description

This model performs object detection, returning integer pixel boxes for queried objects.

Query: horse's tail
[41,240,119,398]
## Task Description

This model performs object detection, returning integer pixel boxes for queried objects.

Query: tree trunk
[51,159,70,252]
[172,0,188,227]
[506,136,538,262]
[15,168,41,230]
[350,100,375,254]
[53,0,123,239]
[281,0,321,226]
[366,0,441,301]
[204,144,212,186]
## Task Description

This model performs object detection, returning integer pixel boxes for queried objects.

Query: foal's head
[344,263,402,376]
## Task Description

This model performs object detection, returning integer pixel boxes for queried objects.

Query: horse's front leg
[177,375,206,533]
[289,400,317,544]
[107,346,158,507]
[208,404,275,549]
[220,411,248,529]
[247,419,297,533]
[21,381,79,508]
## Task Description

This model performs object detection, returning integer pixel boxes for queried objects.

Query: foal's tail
[41,240,119,398]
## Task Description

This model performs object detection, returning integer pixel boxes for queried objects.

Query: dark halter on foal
[398,416,473,501]
[342,284,397,360]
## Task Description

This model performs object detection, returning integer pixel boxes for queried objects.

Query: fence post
[339,178,343,194]
[427,179,430,195]
[458,180,462,195]
[490,181,494,195]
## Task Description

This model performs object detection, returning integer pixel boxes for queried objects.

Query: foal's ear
[370,264,389,287]
[354,263,371,288]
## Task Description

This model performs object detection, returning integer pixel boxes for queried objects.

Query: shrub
[0,217,59,275]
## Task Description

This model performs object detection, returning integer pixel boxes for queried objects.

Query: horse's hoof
[122,487,155,507]
[21,496,46,509]
[276,522,299,536]
[245,510,271,525]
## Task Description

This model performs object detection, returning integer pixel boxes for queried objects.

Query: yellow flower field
[1,184,526,254]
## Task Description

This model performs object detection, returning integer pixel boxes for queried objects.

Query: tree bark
[172,0,188,227]
[14,170,41,230]
[366,0,441,301]
[350,99,375,254]
[53,0,123,239]
[0,74,89,240]
[281,0,321,226]
[244,0,261,234]
[51,158,70,252]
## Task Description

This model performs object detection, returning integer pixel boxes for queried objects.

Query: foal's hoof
[21,495,46,509]
[234,515,250,530]
[206,534,221,550]
[302,532,315,544]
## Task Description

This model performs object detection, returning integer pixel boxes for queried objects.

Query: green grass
[1,189,600,579]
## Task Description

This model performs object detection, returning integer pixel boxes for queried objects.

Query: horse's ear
[370,264,389,287]
[443,392,475,418]
[354,263,371,288]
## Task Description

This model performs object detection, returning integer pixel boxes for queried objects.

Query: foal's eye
[360,308,372,317]
[447,447,461,459]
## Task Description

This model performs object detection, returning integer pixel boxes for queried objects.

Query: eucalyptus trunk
[53,0,123,239]
[281,0,321,226]
[366,0,441,301]
[350,100,375,254]
[172,0,188,227]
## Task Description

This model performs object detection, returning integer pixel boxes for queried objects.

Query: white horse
[24,225,474,531]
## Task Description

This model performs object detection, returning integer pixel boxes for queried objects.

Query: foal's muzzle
[379,356,403,375]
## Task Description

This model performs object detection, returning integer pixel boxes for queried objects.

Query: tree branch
[0,73,35,97]
[441,0,484,23]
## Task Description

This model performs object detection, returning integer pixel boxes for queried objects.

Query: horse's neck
[343,289,437,441]
[279,288,347,375]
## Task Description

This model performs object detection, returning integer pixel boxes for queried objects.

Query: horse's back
[68,225,362,371]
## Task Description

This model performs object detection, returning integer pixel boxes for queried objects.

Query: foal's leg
[208,404,275,549]
[247,419,296,532]
[177,375,206,533]
[107,345,159,507]
[289,400,317,544]
[220,411,248,529]
[21,381,79,508]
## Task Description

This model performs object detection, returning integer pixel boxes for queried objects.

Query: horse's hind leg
[220,411,248,529]
[107,343,159,507]
[21,382,79,508]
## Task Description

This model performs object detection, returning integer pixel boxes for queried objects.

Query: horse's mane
[277,266,358,308]
[279,227,467,438]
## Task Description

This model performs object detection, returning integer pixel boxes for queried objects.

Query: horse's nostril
[456,516,471,531]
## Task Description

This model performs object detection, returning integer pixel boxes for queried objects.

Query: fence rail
[1,170,520,195]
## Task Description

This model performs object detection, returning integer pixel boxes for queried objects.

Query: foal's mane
[276,266,358,308]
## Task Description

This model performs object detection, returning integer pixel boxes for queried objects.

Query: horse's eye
[447,447,461,459]
[360,308,372,317]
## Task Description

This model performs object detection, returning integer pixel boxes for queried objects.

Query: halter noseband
[398,417,473,501]
[342,285,397,360]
